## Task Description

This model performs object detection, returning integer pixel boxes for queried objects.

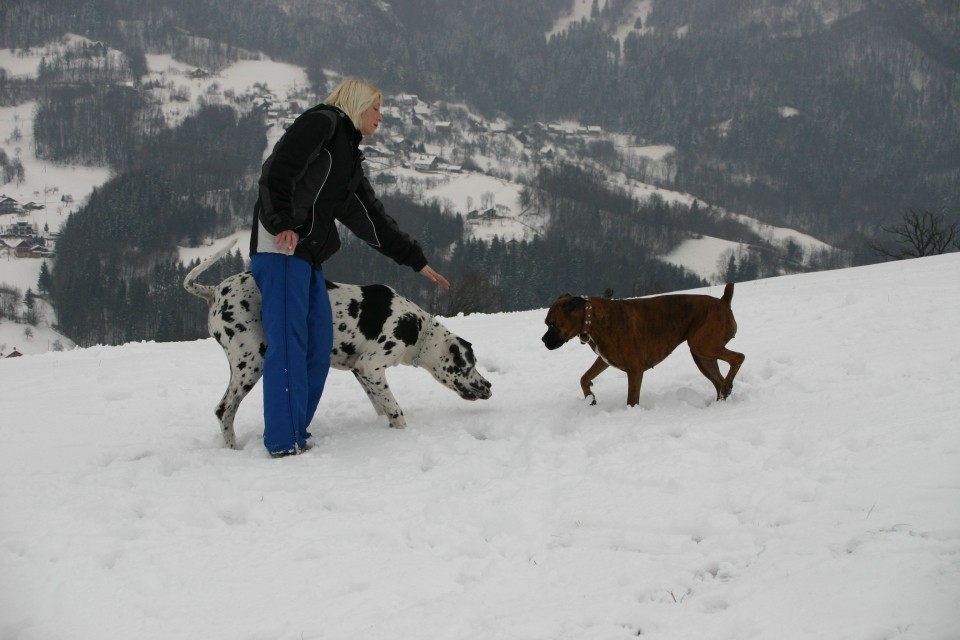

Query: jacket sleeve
[338,175,429,272]
[258,110,336,234]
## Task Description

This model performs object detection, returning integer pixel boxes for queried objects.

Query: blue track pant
[251,253,332,454]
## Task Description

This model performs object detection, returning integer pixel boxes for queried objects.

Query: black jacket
[250,104,427,271]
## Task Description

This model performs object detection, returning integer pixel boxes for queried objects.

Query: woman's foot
[268,442,313,458]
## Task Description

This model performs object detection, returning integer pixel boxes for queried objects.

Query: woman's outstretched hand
[420,265,450,290]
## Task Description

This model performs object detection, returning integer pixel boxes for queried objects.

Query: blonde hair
[324,79,382,131]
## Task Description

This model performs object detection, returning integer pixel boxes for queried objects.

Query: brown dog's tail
[183,238,238,305]
[722,282,735,306]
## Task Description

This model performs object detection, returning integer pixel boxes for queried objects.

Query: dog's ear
[562,296,586,314]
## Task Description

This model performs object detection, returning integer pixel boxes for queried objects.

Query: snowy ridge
[2,254,958,639]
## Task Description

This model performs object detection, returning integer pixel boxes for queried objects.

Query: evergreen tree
[37,261,52,295]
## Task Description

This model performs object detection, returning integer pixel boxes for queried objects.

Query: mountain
[0,43,828,352]
[131,0,956,241]
[3,0,958,240]
[0,0,957,350]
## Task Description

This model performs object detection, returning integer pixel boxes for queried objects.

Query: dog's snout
[475,379,492,399]
[542,328,566,350]
[455,375,493,401]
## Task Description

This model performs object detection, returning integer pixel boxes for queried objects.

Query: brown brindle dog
[542,284,745,406]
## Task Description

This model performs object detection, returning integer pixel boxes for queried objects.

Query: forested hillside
[1,0,957,347]
[4,0,957,240]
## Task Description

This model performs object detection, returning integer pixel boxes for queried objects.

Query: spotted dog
[184,240,492,449]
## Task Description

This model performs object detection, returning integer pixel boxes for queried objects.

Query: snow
[144,53,311,98]
[548,1,591,40]
[0,101,113,224]
[424,172,521,215]
[0,51,44,78]
[0,34,107,79]
[634,144,675,162]
[731,212,830,252]
[421,173,538,242]
[547,0,653,41]
[663,235,742,281]
[780,106,801,118]
[612,1,655,41]
[2,253,959,639]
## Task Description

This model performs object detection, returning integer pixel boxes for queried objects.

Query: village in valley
[0,193,59,260]
[0,190,68,358]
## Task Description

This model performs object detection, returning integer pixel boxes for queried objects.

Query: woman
[250,78,450,457]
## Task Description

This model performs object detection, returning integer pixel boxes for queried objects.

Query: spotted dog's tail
[182,238,239,305]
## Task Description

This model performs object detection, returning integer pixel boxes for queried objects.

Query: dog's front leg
[352,370,385,416]
[352,370,407,429]
[580,357,609,405]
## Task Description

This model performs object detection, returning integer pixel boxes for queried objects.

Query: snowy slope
[1,254,958,640]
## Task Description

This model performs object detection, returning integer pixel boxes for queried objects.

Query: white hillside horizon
[2,250,958,639]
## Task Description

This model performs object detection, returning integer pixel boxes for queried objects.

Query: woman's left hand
[275,229,299,255]
[420,265,450,290]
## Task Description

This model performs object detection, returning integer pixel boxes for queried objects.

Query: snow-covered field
[2,253,958,639]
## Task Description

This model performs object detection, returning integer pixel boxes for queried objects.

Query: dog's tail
[183,238,239,304]
[722,282,735,306]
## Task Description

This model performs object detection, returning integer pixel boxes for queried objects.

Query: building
[2,221,36,237]
[0,195,19,216]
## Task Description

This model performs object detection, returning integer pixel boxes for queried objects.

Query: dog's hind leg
[580,356,610,405]
[626,369,645,407]
[215,383,243,449]
[691,353,725,401]
[690,347,744,400]
[717,348,745,399]
[215,356,263,449]
[352,370,407,429]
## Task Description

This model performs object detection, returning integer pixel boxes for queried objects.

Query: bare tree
[871,209,960,260]
[437,269,505,316]
[0,284,21,321]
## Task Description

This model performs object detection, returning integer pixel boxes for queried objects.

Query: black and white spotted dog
[184,240,492,449]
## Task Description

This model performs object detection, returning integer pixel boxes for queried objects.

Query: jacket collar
[323,104,361,145]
